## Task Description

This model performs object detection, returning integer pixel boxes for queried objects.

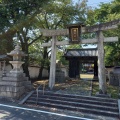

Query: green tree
[29,0,89,79]
[103,0,120,66]
[0,0,51,77]
[87,0,120,66]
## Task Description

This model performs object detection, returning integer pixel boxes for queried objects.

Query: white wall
[28,66,40,79]
[0,64,67,79]
[28,66,49,79]
[0,64,49,79]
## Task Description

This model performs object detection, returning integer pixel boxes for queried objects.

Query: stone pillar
[49,36,57,90]
[96,31,107,94]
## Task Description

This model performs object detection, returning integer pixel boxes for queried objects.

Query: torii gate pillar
[49,36,57,89]
[97,31,107,94]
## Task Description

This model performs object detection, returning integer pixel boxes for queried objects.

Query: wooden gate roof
[64,48,98,58]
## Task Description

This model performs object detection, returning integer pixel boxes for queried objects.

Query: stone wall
[106,67,114,80]
[61,66,68,77]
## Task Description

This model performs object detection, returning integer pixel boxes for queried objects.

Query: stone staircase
[22,90,119,119]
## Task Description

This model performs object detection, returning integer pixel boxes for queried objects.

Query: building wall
[28,66,49,79]
[0,64,68,79]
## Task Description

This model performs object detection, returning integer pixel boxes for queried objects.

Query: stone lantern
[7,44,26,73]
[0,44,32,99]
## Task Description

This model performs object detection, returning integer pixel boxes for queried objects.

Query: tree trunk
[0,38,13,54]
[22,55,30,79]
[38,66,44,80]
[21,43,30,79]
[38,47,48,79]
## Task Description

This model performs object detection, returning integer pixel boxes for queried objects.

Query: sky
[86,0,113,8]
[73,0,113,8]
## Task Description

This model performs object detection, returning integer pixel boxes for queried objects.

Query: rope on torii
[41,19,120,93]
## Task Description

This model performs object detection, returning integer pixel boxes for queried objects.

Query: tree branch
[54,15,63,29]
[0,10,42,40]
[44,12,49,29]
[28,35,42,46]
[17,32,23,44]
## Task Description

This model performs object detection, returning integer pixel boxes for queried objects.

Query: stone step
[37,91,117,103]
[24,91,119,119]
[28,96,118,112]
[31,93,118,107]
[25,99,119,118]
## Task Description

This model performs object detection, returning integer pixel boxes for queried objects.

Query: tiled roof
[64,48,98,57]
[0,55,11,60]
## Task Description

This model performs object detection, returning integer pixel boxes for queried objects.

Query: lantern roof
[7,44,27,56]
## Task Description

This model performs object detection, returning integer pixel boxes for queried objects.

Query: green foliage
[0,0,51,33]
[95,3,111,22]
[104,38,120,66]
[89,0,120,66]
[32,0,89,66]
[0,0,51,77]
[0,0,51,52]
[0,0,93,78]
[67,44,82,49]
[0,39,8,54]
[56,50,68,65]
[86,9,96,25]
[92,81,119,99]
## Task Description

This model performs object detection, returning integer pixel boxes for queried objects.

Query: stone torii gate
[41,19,120,94]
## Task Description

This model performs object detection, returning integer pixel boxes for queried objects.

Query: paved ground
[0,103,92,120]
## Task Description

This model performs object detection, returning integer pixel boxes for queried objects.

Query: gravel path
[55,79,92,96]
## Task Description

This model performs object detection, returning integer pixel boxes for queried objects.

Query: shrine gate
[41,19,120,95]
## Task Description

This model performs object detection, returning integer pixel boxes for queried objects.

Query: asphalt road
[0,103,92,120]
